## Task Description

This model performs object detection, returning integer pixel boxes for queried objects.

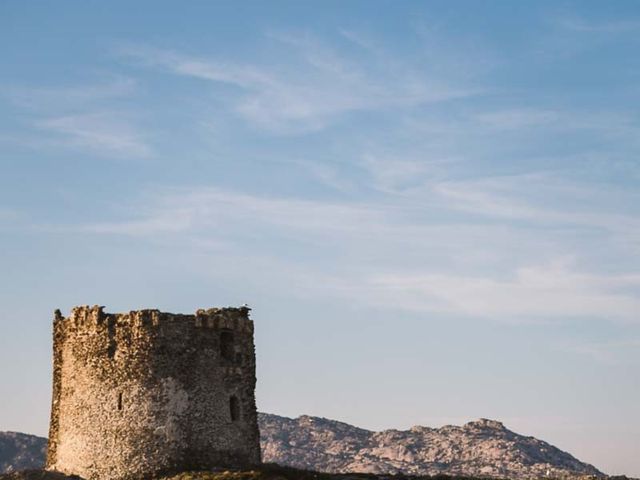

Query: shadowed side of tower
[46,306,261,480]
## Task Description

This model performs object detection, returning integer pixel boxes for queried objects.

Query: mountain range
[0,413,605,479]
[259,413,603,479]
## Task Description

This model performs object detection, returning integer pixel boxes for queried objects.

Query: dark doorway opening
[229,395,240,421]
[220,330,234,361]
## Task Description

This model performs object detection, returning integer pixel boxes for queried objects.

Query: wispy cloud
[559,338,640,364]
[472,109,560,130]
[359,153,454,193]
[409,107,640,143]
[431,174,640,236]
[367,260,640,323]
[2,75,152,159]
[1,75,137,110]
[74,178,640,324]
[289,159,357,194]
[117,35,479,133]
[35,112,152,158]
[84,187,382,236]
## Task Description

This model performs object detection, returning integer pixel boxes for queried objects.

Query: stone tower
[46,306,261,480]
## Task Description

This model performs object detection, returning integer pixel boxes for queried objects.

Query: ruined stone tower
[46,306,261,480]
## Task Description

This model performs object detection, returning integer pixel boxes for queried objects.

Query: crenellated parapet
[56,305,254,333]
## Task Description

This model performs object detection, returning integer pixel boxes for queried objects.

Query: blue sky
[1,0,639,476]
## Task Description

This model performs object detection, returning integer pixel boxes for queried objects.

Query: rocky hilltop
[1,413,605,479]
[0,433,47,473]
[258,413,604,479]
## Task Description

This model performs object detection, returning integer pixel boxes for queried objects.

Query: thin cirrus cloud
[358,153,456,193]
[367,263,640,323]
[83,187,384,237]
[1,75,137,111]
[240,256,640,324]
[408,107,640,146]
[2,76,152,159]
[432,177,640,260]
[432,174,640,231]
[116,37,479,133]
[80,173,639,250]
[35,112,152,159]
[76,174,640,324]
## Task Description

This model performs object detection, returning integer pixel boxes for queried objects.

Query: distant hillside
[258,413,604,479]
[0,433,47,473]
[1,413,605,479]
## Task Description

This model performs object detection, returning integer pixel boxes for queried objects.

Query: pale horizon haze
[0,1,639,477]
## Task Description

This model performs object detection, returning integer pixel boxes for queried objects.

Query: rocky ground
[0,413,612,479]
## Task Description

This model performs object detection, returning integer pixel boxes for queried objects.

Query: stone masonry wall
[46,306,260,480]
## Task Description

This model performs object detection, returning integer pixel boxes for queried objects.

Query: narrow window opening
[229,395,240,422]
[220,330,234,361]
[117,392,123,411]
[107,317,117,359]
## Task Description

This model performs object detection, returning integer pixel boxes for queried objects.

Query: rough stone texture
[46,306,260,480]
[258,413,604,479]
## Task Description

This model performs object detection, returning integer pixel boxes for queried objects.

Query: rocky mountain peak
[0,432,47,473]
[258,412,604,479]
[466,418,505,429]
